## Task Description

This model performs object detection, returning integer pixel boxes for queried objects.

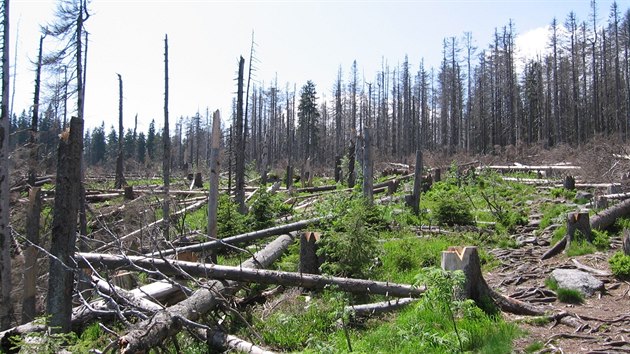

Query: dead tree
[77,253,424,298]
[114,73,126,189]
[405,150,423,215]
[235,56,246,214]
[162,34,171,241]
[207,110,221,241]
[47,117,83,333]
[118,233,298,353]
[22,34,44,324]
[0,0,11,330]
[362,127,373,204]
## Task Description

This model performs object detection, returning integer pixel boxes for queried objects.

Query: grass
[556,288,584,304]
[525,341,545,353]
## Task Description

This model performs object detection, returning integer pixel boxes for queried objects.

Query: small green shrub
[556,288,584,304]
[592,229,610,251]
[550,187,576,200]
[434,194,475,226]
[318,197,382,278]
[609,251,630,278]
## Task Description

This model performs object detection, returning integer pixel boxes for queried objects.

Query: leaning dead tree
[48,117,84,333]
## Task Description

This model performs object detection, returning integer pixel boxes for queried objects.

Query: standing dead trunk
[362,128,373,204]
[347,139,356,188]
[408,150,423,215]
[235,56,246,214]
[22,34,44,324]
[22,187,41,323]
[207,110,221,261]
[563,175,575,190]
[162,34,171,241]
[114,74,126,189]
[0,0,12,330]
[299,231,320,274]
[622,229,630,256]
[47,116,83,333]
[566,211,592,249]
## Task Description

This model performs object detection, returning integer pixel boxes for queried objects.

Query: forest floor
[6,137,630,352]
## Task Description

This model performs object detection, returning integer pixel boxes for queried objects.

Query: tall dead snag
[162,34,171,241]
[235,56,246,214]
[347,138,356,188]
[362,127,373,204]
[207,110,221,252]
[47,116,83,333]
[0,0,11,330]
[22,34,44,324]
[118,233,298,353]
[114,73,126,189]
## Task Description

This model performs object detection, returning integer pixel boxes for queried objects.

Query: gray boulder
[550,269,604,297]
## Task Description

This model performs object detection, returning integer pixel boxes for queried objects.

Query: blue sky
[9,0,626,133]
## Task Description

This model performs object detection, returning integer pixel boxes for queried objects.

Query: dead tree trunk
[22,35,44,325]
[162,34,171,241]
[0,0,11,330]
[563,175,575,190]
[362,127,373,204]
[345,298,417,317]
[235,56,246,214]
[622,229,630,255]
[208,330,275,354]
[47,116,83,333]
[77,253,424,298]
[347,139,356,188]
[299,231,319,274]
[207,110,221,242]
[118,233,299,353]
[406,150,423,215]
[114,73,126,189]
[22,187,41,323]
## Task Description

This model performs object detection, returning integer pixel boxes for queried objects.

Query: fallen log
[118,233,298,353]
[345,298,418,317]
[77,253,424,298]
[208,330,276,354]
[144,216,328,257]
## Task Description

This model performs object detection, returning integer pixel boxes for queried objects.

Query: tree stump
[334,156,342,183]
[299,231,320,275]
[441,246,488,302]
[566,211,592,247]
[608,183,622,195]
[622,229,630,256]
[123,185,135,200]
[563,175,576,191]
[387,179,399,195]
[595,196,609,209]
[286,165,293,189]
[432,168,441,183]
[193,172,203,188]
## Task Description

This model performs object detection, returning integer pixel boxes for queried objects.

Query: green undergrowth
[609,251,630,278]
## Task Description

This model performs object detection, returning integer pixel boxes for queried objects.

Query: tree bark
[0,0,11,331]
[410,150,423,214]
[622,229,630,256]
[21,187,41,323]
[362,128,373,204]
[162,34,171,241]
[47,116,84,333]
[207,110,221,242]
[114,74,126,189]
[345,298,417,317]
[118,233,299,353]
[208,330,276,354]
[235,57,246,214]
[77,253,424,298]
[299,231,319,274]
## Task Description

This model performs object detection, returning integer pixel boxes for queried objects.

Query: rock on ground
[550,269,604,296]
